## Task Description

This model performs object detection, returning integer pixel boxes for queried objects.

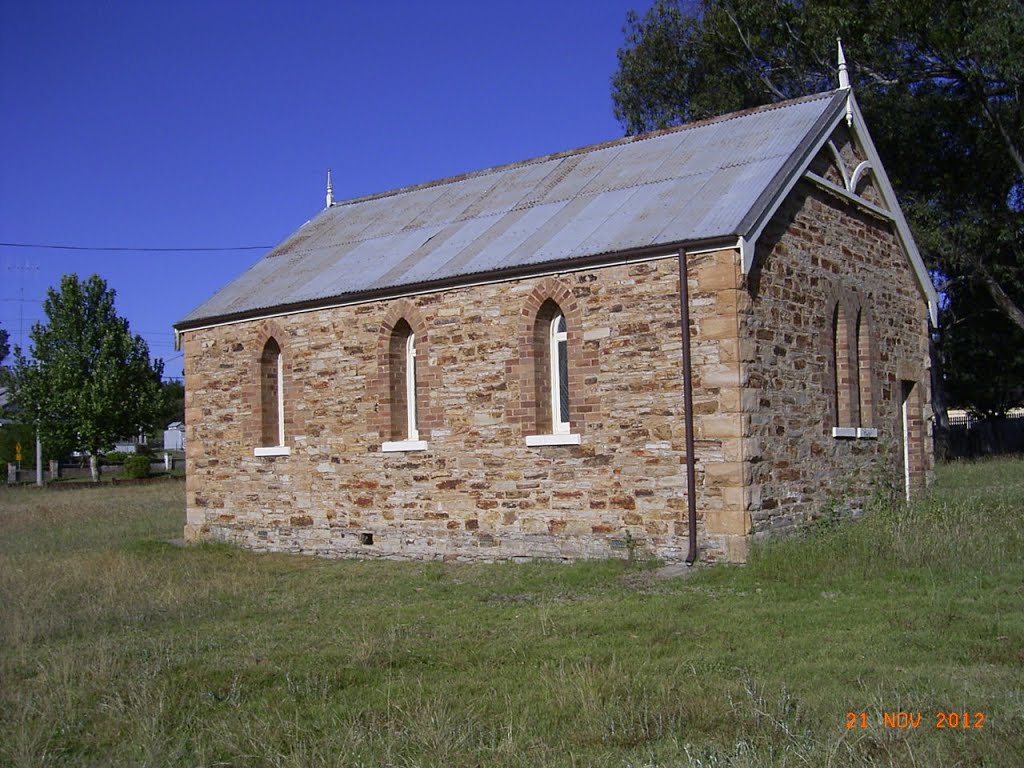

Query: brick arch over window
[260,337,283,446]
[388,319,417,440]
[832,302,855,428]
[373,300,438,442]
[825,287,874,431]
[823,288,864,434]
[248,320,295,448]
[514,277,597,436]
[535,299,568,434]
[895,359,928,498]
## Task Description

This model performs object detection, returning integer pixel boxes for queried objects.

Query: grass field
[1,461,1023,767]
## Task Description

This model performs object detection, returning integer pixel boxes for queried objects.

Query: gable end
[739,91,938,325]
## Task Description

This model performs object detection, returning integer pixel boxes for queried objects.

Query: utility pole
[4,258,39,350]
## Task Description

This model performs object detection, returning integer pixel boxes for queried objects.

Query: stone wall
[741,180,934,536]
[183,256,743,563]
[182,177,934,563]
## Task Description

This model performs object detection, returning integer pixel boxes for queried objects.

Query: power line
[0,241,272,253]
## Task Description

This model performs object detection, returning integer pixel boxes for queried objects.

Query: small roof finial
[326,168,334,208]
[837,37,850,90]
[837,37,854,127]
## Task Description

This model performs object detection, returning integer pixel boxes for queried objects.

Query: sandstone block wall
[741,181,933,535]
[184,257,744,563]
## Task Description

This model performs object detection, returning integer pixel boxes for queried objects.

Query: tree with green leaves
[7,274,164,480]
[158,379,185,427]
[0,323,9,366]
[939,283,1024,415]
[612,0,1024,414]
[0,323,10,420]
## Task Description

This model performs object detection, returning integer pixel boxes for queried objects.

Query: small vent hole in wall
[359,532,374,546]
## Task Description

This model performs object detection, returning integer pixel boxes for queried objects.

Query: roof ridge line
[331,90,843,209]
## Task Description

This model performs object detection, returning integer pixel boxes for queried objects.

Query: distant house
[175,84,937,564]
[163,422,186,451]
[113,434,148,454]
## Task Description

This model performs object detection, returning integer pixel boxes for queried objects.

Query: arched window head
[524,296,580,447]
[260,337,284,447]
[530,300,570,436]
[388,320,418,441]
[833,304,854,428]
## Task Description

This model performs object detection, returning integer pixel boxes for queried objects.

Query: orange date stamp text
[846,711,986,729]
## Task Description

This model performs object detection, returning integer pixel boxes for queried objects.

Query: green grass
[1,459,1023,767]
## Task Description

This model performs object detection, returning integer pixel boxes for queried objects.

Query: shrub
[122,454,151,479]
[103,451,129,466]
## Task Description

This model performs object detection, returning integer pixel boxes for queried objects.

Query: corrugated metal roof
[179,91,846,326]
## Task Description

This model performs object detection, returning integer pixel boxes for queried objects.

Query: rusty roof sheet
[180,91,846,326]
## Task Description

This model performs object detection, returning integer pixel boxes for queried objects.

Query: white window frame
[382,327,428,453]
[901,384,912,501]
[525,310,579,447]
[275,350,285,445]
[406,332,418,441]
[254,346,290,456]
[550,314,569,435]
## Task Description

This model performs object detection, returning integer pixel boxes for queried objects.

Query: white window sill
[525,433,581,447]
[254,446,291,457]
[832,427,879,440]
[382,440,428,452]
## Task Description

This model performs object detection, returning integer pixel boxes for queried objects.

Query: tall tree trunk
[929,334,950,461]
[89,454,100,482]
[978,267,1024,334]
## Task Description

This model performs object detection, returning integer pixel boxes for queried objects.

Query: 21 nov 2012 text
[846,711,985,729]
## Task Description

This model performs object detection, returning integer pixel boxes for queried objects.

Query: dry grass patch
[1,461,1023,766]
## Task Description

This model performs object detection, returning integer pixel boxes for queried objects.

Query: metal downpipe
[678,251,699,565]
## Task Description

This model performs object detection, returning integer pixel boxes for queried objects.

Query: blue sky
[0,0,653,379]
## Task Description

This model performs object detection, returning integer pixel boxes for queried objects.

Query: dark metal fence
[944,411,1024,459]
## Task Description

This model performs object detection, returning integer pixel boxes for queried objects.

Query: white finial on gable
[326,168,334,208]
[837,37,853,127]
[838,37,850,90]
